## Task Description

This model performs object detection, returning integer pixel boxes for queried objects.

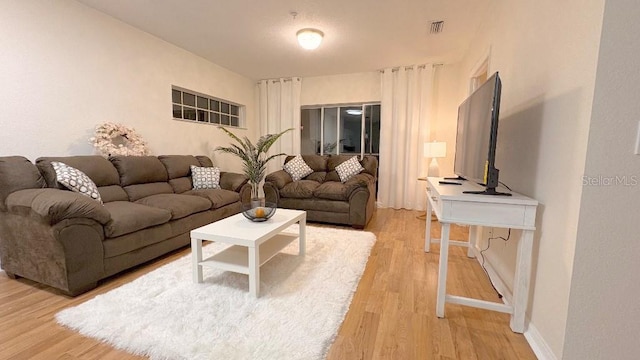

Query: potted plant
[214,127,293,202]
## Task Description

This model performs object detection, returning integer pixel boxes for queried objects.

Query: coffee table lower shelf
[191,209,307,297]
[199,232,299,274]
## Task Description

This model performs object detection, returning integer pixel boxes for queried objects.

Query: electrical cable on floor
[479,228,511,298]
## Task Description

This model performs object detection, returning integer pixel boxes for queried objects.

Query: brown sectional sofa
[0,154,250,296]
[264,155,378,229]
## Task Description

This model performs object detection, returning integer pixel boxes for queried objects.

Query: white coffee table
[190,209,306,297]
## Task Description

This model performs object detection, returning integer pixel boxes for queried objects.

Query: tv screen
[453,72,509,195]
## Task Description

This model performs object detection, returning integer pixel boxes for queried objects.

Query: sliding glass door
[301,104,380,157]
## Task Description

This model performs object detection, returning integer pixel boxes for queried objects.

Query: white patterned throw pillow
[190,165,220,189]
[283,155,314,181]
[335,156,364,183]
[51,161,103,203]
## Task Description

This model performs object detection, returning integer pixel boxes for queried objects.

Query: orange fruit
[255,207,266,218]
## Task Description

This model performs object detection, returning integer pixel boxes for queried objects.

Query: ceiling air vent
[429,20,444,34]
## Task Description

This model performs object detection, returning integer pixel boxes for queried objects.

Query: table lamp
[424,141,446,177]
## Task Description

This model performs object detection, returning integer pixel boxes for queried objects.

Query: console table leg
[436,223,451,318]
[510,229,534,333]
[467,225,478,258]
[191,238,203,283]
[425,197,433,252]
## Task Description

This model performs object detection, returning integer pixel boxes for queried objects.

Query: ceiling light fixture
[296,28,324,50]
[346,109,363,115]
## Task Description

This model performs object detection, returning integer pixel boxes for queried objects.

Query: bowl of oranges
[241,201,277,222]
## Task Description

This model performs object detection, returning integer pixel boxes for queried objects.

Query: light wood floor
[0,208,536,359]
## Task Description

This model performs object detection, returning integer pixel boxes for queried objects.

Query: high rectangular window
[171,87,243,128]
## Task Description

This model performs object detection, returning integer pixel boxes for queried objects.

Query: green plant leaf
[214,127,293,185]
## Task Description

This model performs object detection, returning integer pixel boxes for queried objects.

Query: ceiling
[76,0,491,80]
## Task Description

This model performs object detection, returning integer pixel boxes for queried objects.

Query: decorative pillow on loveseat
[190,165,220,189]
[283,155,314,181]
[335,156,364,183]
[51,161,103,203]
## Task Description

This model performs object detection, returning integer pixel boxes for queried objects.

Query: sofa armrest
[265,170,293,190]
[263,182,280,204]
[219,172,249,192]
[344,173,376,187]
[239,183,253,203]
[6,188,111,225]
[347,173,377,229]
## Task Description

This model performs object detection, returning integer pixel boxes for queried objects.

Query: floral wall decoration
[89,122,150,157]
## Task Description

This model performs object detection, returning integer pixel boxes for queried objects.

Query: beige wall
[301,67,461,180]
[564,1,640,359]
[0,0,256,173]
[453,0,605,358]
[430,64,463,177]
[3,1,624,357]
[300,71,381,106]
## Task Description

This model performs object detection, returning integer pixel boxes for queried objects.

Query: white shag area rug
[56,225,375,360]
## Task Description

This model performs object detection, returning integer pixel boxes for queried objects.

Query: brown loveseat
[264,155,377,229]
[0,155,249,296]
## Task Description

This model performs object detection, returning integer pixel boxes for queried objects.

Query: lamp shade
[424,141,446,158]
[297,28,324,50]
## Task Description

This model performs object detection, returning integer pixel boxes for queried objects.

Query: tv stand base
[463,188,512,196]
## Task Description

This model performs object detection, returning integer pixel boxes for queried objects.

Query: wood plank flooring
[0,209,536,359]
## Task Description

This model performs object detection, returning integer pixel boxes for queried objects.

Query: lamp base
[428,158,440,178]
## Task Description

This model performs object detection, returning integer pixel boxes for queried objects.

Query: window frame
[301,102,381,157]
[171,86,243,128]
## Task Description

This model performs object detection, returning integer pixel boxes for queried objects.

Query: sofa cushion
[123,182,174,202]
[135,194,211,220]
[190,166,220,189]
[313,181,360,201]
[51,162,103,203]
[283,155,314,181]
[169,177,192,194]
[219,172,249,192]
[97,185,129,203]
[196,156,214,167]
[325,170,341,182]
[335,156,364,182]
[280,180,320,199]
[327,155,377,177]
[0,156,46,211]
[265,170,293,189]
[158,155,200,179]
[184,188,240,209]
[284,154,329,172]
[103,201,172,238]
[103,223,172,258]
[37,156,120,188]
[110,156,168,186]
[279,197,350,213]
[305,172,327,183]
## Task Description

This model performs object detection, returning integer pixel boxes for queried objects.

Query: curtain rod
[257,77,301,84]
[378,63,444,73]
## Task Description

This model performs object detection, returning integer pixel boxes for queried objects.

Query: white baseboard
[524,322,557,360]
[470,247,556,360]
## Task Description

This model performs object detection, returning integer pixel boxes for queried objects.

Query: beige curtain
[257,77,302,175]
[378,65,434,210]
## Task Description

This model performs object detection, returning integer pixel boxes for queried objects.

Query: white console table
[424,177,538,333]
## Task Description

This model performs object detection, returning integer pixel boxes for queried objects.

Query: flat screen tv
[453,71,510,196]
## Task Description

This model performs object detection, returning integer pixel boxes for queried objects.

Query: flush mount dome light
[346,109,363,115]
[296,28,324,50]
